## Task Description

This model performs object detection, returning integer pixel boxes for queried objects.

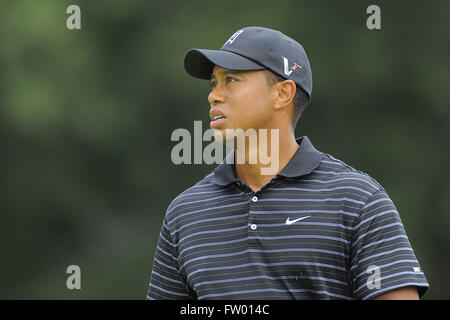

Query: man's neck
[234,130,299,193]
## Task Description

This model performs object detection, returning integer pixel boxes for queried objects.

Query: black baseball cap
[184,26,313,99]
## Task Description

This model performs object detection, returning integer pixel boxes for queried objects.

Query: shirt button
[251,196,258,202]
[250,224,257,230]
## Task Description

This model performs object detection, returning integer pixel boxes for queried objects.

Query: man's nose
[208,86,225,106]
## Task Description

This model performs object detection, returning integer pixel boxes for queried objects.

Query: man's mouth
[210,115,227,128]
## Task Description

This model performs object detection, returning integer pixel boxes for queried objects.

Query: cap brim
[184,49,265,79]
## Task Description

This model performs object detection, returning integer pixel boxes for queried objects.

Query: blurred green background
[0,0,448,299]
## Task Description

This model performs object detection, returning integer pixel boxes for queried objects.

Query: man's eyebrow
[210,70,242,80]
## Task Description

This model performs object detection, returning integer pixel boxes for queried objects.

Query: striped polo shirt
[147,136,429,300]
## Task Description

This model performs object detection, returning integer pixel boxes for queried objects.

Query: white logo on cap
[283,57,302,76]
[225,29,244,45]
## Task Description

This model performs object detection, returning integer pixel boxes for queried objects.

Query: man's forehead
[210,67,242,79]
[210,66,265,79]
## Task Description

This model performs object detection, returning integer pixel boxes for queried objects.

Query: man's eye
[226,77,236,83]
[210,82,217,88]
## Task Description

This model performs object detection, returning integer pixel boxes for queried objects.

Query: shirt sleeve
[350,188,429,300]
[147,216,195,300]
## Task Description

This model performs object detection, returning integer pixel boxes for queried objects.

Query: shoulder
[164,171,223,223]
[310,153,400,229]
[309,153,386,201]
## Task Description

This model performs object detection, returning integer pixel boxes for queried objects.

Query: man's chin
[213,128,236,146]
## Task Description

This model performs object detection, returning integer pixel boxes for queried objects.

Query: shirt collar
[210,136,323,186]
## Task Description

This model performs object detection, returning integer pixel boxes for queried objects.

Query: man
[147,26,429,300]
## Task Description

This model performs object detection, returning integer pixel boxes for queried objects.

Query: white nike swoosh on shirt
[285,215,311,225]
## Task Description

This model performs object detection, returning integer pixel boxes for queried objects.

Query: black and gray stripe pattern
[148,136,429,300]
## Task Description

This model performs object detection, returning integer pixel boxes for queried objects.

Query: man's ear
[273,79,296,110]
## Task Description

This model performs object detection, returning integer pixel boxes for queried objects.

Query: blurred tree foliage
[0,0,448,299]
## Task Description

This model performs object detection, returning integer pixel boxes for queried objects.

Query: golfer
[147,26,429,300]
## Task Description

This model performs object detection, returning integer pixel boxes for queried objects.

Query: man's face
[208,66,274,143]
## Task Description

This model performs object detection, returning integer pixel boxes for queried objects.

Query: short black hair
[264,70,309,128]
